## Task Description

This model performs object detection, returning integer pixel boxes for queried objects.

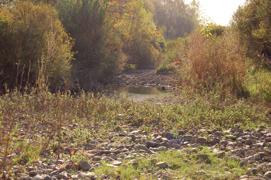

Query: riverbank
[0,92,270,179]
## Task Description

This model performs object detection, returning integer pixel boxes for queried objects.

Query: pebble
[79,160,92,172]
[111,160,122,166]
[14,127,271,179]
[156,162,169,169]
[29,171,38,177]
[78,172,97,180]
[264,171,271,179]
[163,132,175,140]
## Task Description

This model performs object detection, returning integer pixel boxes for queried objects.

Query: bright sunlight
[185,0,246,25]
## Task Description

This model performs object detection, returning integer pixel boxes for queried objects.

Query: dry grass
[184,31,246,96]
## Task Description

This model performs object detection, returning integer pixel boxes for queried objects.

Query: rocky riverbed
[112,69,179,91]
[12,125,271,180]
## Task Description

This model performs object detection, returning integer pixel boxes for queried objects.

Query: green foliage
[200,23,226,38]
[111,0,164,69]
[13,140,42,165]
[233,0,271,66]
[157,37,186,74]
[245,65,271,102]
[0,1,73,91]
[56,0,125,88]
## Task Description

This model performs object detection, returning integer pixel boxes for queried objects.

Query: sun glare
[185,0,246,25]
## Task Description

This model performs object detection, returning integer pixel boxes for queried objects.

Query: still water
[117,86,168,102]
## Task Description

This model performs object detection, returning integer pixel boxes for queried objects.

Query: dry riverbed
[10,125,271,180]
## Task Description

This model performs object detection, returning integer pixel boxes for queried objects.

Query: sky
[185,0,246,25]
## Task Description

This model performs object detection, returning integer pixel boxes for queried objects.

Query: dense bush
[183,30,247,96]
[0,1,73,91]
[233,0,271,66]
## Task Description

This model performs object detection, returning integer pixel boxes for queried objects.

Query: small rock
[135,144,152,153]
[156,162,169,169]
[197,137,207,145]
[178,130,185,135]
[57,171,68,179]
[247,168,258,176]
[254,152,266,161]
[92,156,101,161]
[32,175,45,180]
[111,160,122,166]
[163,132,175,140]
[29,171,38,177]
[20,175,32,180]
[240,175,264,180]
[129,159,138,167]
[264,171,271,179]
[145,141,159,148]
[182,135,195,142]
[79,160,91,172]
[225,134,237,141]
[44,175,52,180]
[78,172,97,180]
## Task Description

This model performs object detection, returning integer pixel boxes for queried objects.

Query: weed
[94,147,247,179]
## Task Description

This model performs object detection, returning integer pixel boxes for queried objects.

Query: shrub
[0,1,73,91]
[183,30,247,96]
[233,0,271,67]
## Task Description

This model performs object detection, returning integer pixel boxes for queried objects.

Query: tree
[0,1,73,91]
[233,0,271,66]
[56,0,126,89]
[145,0,199,39]
[108,0,164,69]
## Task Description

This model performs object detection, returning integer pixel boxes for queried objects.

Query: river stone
[78,172,97,180]
[182,135,195,142]
[264,171,271,179]
[163,132,175,140]
[156,162,169,169]
[32,175,45,180]
[44,175,52,180]
[197,137,207,144]
[20,175,32,180]
[57,171,68,179]
[145,141,159,148]
[112,160,122,166]
[247,168,258,176]
[29,171,38,177]
[79,160,91,171]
